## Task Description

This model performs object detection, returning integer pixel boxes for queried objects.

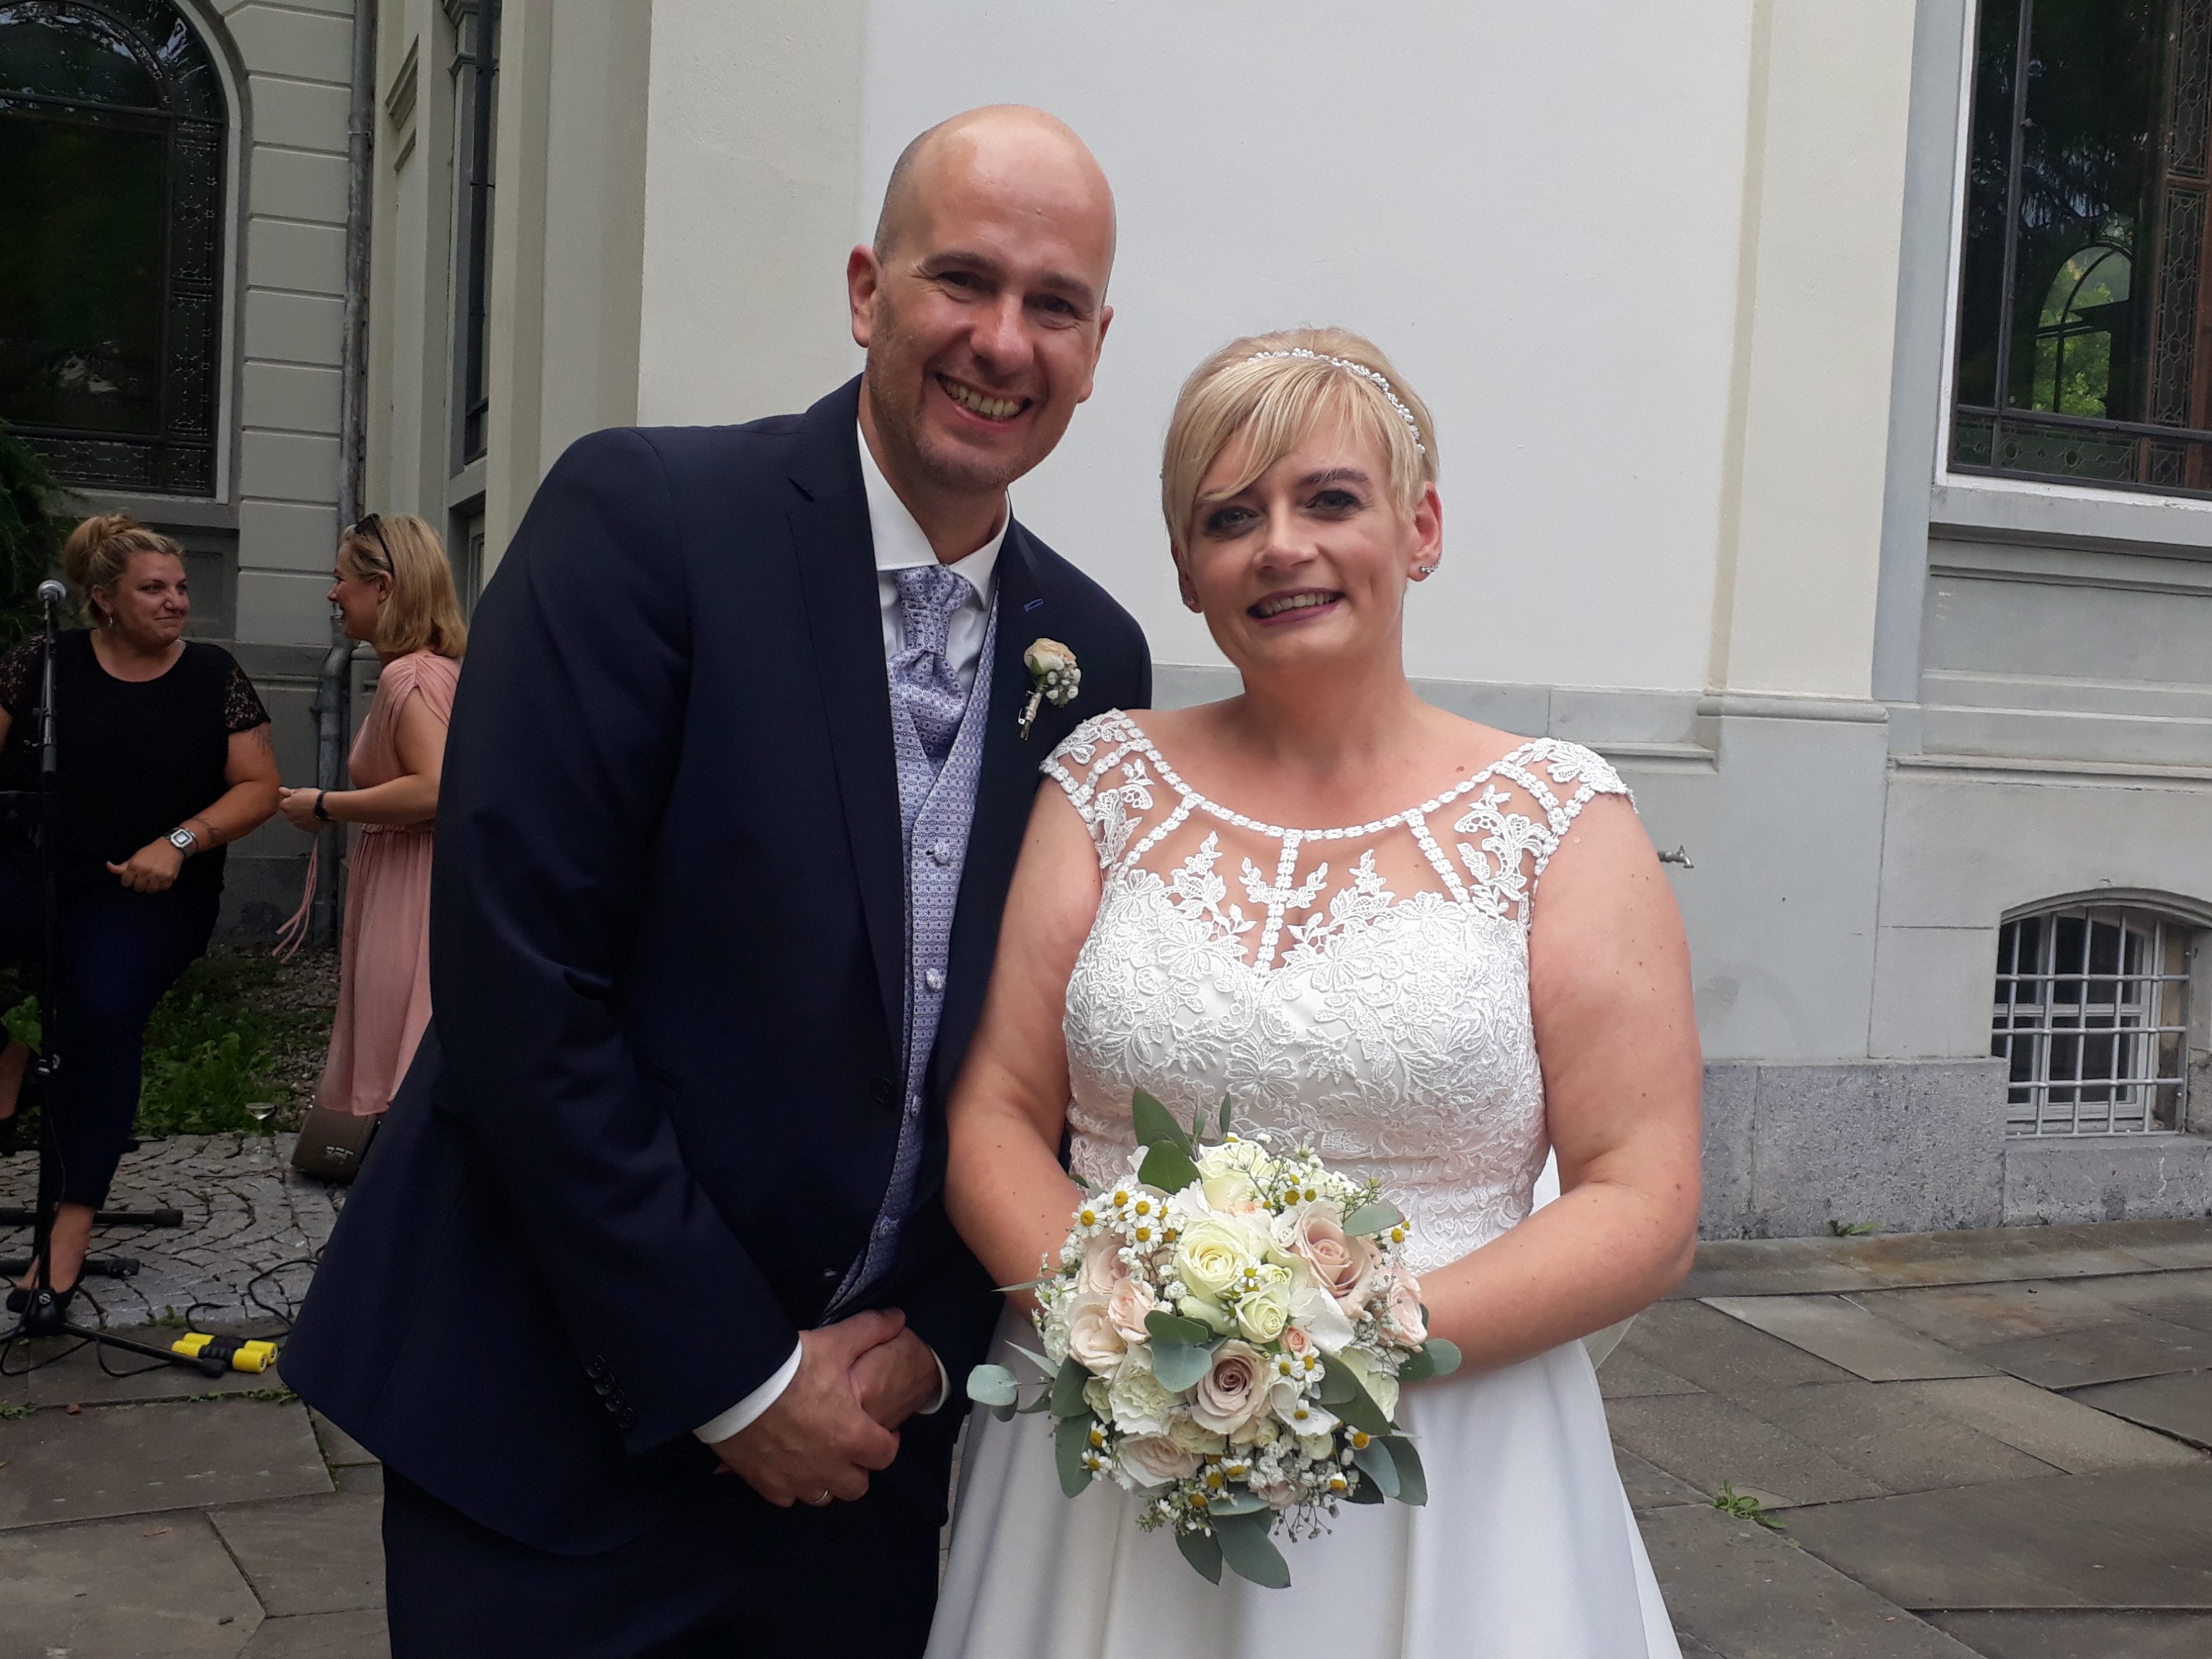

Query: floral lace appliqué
[1038,711,1635,1273]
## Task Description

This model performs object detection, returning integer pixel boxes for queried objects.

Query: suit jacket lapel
[788,382,904,1048]
[934,521,1050,1094]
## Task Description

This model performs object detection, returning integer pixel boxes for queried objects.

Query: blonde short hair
[339,513,468,660]
[1160,327,1438,562]
[62,513,184,626]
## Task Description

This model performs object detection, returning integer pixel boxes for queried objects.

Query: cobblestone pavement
[0,1134,336,1329]
[1,1202,2208,1656]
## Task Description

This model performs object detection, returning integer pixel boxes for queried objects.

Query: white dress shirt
[693,424,1004,1447]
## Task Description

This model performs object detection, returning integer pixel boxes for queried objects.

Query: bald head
[873,104,1116,277]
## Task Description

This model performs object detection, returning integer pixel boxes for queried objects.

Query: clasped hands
[709,1308,940,1509]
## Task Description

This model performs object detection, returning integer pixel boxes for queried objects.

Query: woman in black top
[0,514,279,1326]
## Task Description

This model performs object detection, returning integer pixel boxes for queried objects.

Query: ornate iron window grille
[0,0,226,495]
[1953,0,2212,498]
[1992,906,2193,1136]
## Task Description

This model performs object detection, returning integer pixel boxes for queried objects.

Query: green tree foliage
[0,424,63,650]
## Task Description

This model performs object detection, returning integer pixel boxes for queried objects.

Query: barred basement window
[1992,906,2193,1136]
[0,0,227,495]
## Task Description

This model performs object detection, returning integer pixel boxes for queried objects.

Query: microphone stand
[1,587,207,1375]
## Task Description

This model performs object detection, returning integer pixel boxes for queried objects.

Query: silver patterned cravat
[889,564,971,773]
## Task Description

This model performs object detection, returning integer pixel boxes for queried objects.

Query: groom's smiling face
[850,109,1116,505]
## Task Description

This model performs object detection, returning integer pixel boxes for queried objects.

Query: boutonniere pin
[1018,638,1081,739]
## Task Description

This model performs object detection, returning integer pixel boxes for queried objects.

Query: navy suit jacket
[282,379,1151,1552]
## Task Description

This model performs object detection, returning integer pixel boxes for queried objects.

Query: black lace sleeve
[0,638,40,720]
[222,655,271,733]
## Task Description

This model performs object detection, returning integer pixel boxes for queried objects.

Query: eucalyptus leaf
[1212,1510,1292,1589]
[1192,1102,1205,1144]
[1176,1526,1224,1584]
[992,1401,1017,1422]
[1219,1094,1233,1136]
[1054,1413,1094,1497]
[1007,1343,1055,1377]
[1150,1339,1212,1393]
[1130,1089,1192,1157]
[1383,1436,1428,1506]
[1138,1141,1202,1196]
[1049,1357,1093,1418]
[1205,1491,1269,1516]
[1343,1201,1404,1237]
[992,1277,1046,1294]
[1015,1393,1053,1415]
[1398,1346,1437,1384]
[1352,1438,1401,1499]
[966,1364,1018,1408]
[1340,1472,1385,1505]
[1318,1356,1393,1436]
[1144,1309,1213,1347]
[1421,1338,1463,1377]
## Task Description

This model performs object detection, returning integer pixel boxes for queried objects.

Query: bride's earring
[1416,565,1437,580]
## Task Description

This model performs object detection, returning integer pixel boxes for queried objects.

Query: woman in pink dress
[279,514,466,1118]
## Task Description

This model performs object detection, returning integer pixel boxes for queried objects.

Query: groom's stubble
[850,106,1117,554]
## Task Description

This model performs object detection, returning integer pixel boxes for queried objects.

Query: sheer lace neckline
[1112,717,1555,843]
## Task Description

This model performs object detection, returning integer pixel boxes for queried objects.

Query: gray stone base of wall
[1701,1058,2212,1237]
[2001,1133,2212,1226]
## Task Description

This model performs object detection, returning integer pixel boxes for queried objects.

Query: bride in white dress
[927,329,1701,1658]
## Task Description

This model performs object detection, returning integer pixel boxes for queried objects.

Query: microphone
[35,580,66,607]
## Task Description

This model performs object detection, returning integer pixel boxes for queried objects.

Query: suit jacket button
[872,1076,894,1105]
[617,1409,637,1431]
[593,1377,611,1396]
[585,1358,606,1380]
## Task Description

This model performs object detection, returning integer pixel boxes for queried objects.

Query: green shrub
[0,424,64,650]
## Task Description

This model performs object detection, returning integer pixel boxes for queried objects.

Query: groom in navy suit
[283,105,1147,1656]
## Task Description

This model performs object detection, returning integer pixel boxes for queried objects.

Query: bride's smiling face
[1179,423,1442,677]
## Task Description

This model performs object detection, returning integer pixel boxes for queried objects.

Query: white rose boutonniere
[1019,637,1081,739]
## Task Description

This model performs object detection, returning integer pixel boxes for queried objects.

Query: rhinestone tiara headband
[1246,347,1426,455]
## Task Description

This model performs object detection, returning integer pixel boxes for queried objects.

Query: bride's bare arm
[945,786,1104,1307]
[1416,794,1701,1367]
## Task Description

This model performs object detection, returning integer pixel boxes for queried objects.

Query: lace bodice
[1045,711,1633,1272]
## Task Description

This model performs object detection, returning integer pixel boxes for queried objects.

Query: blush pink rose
[1106,1275,1158,1344]
[1066,1292,1128,1376]
[1291,1202,1380,1313]
[1190,1340,1270,1436]
[1076,1233,1130,1295]
[1118,1434,1199,1486]
[1382,1274,1428,1347]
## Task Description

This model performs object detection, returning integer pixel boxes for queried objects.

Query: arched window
[1993,904,2195,1136]
[0,1,227,495]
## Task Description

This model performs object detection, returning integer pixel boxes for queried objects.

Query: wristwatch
[167,826,199,855]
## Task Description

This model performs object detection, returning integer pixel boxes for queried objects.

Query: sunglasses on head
[350,513,394,570]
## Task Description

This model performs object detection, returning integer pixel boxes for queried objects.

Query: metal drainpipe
[313,0,379,949]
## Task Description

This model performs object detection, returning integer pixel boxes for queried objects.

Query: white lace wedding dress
[927,712,1680,1659]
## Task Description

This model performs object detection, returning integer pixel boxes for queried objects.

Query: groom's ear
[1074,304,1115,405]
[848,244,882,350]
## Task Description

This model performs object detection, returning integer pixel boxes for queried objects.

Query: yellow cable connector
[171,1332,280,1373]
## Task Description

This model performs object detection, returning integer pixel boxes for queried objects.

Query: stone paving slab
[1884,1375,2207,1474]
[239,1608,390,1659]
[1638,1502,1983,1658]
[332,1462,382,1496]
[0,1134,336,1329]
[1622,1299,1860,1398]
[1849,1279,2125,1348]
[1923,1609,2212,1658]
[2100,1268,2212,1335]
[1970,1315,2212,1390]
[308,1407,377,1468]
[1681,1221,2208,1299]
[2067,1370,2212,1449]
[1599,1346,1704,1400]
[0,1511,261,1659]
[1702,1295,1995,1381]
[1727,1380,2059,1494]
[0,1398,330,1529]
[1616,1445,1707,1511]
[1781,1465,2212,1609]
[207,1492,385,1617]
[1606,1391,1887,1509]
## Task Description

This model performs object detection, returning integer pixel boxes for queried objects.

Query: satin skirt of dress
[316,825,435,1117]
[927,1311,1681,1659]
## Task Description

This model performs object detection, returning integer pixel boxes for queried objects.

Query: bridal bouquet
[967,1091,1461,1588]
